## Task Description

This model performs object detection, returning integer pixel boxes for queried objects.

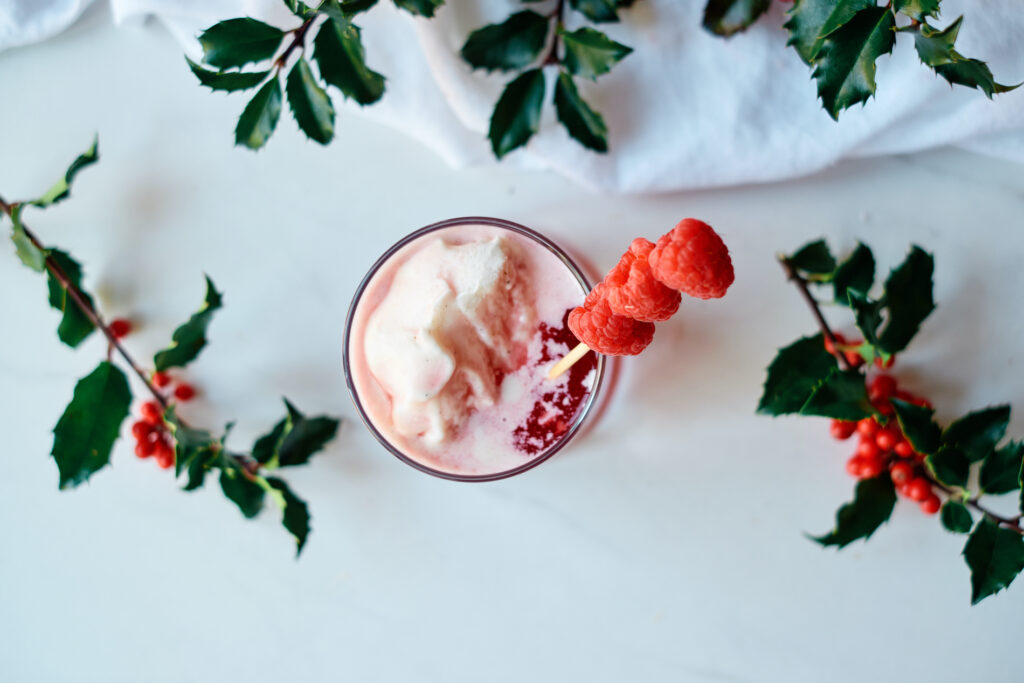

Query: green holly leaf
[812,6,896,120]
[832,242,874,306]
[277,400,340,467]
[335,0,379,16]
[9,205,48,272]
[219,464,265,519]
[878,246,934,354]
[51,361,131,489]
[702,0,772,38]
[893,0,940,22]
[980,442,1024,495]
[283,0,316,18]
[313,18,386,105]
[788,239,836,276]
[784,0,876,65]
[940,501,973,534]
[153,276,223,372]
[198,18,285,70]
[963,518,1024,604]
[553,72,608,153]
[252,419,287,465]
[186,57,270,92]
[265,477,311,556]
[569,0,618,23]
[488,69,546,159]
[914,18,1020,98]
[559,27,633,80]
[46,249,97,348]
[286,58,335,144]
[812,475,896,548]
[234,77,283,150]
[890,398,941,455]
[926,445,970,489]
[943,405,1011,463]
[800,368,874,421]
[460,11,550,73]
[183,447,219,492]
[847,289,883,351]
[757,334,837,416]
[31,137,99,208]
[392,0,444,18]
[163,407,216,477]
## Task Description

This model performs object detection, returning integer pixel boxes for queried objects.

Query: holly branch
[761,239,1024,604]
[3,138,340,556]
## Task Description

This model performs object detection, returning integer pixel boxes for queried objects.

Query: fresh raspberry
[174,383,196,401]
[140,401,163,425]
[109,318,132,338]
[647,219,734,299]
[868,375,897,402]
[893,440,914,457]
[889,461,913,485]
[152,371,171,388]
[568,283,655,356]
[920,494,941,515]
[153,440,175,469]
[906,478,931,502]
[830,419,856,440]
[603,238,682,322]
[856,418,878,438]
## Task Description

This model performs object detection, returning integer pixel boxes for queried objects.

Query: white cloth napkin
[3,0,1023,193]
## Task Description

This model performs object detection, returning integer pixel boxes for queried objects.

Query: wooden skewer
[547,342,591,381]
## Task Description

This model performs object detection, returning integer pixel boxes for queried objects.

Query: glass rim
[342,216,607,482]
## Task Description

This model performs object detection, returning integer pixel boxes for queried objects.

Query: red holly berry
[856,418,878,438]
[830,419,856,440]
[889,461,913,485]
[647,219,734,299]
[874,355,895,369]
[131,420,153,440]
[174,383,196,401]
[603,238,682,322]
[846,455,865,477]
[920,494,941,515]
[859,457,884,479]
[906,477,931,502]
[154,440,175,469]
[895,390,933,410]
[568,283,656,356]
[844,350,864,368]
[824,332,847,356]
[135,440,155,458]
[893,440,914,457]
[140,401,163,425]
[868,375,897,402]
[109,318,132,338]
[152,371,171,388]
[875,426,901,452]
[857,439,881,459]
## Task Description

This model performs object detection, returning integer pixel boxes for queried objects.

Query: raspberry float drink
[344,217,607,481]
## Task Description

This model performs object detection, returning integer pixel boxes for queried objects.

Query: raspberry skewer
[548,219,734,380]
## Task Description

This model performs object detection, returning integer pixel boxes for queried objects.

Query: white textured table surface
[2,6,1023,683]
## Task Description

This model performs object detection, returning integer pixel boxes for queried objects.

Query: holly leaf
[235,77,282,150]
[46,249,97,348]
[812,6,896,120]
[488,69,546,159]
[878,246,934,354]
[31,136,99,208]
[9,205,48,273]
[252,419,287,465]
[893,0,940,22]
[313,18,386,106]
[283,0,316,18]
[926,445,970,489]
[980,442,1024,495]
[198,18,285,70]
[788,239,836,276]
[890,398,941,455]
[800,368,874,421]
[569,0,618,23]
[812,475,896,548]
[265,477,311,556]
[559,27,633,80]
[832,242,874,306]
[392,0,444,18]
[784,0,876,65]
[186,57,270,92]
[757,334,837,416]
[702,0,772,38]
[941,501,973,534]
[286,58,335,144]
[51,361,131,489]
[219,464,265,518]
[460,11,550,73]
[164,407,216,477]
[963,518,1024,604]
[553,72,608,153]
[334,0,379,17]
[943,405,1011,463]
[847,289,883,351]
[183,447,219,492]
[153,276,223,372]
[914,18,1020,97]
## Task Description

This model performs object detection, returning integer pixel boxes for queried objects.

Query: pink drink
[344,217,608,481]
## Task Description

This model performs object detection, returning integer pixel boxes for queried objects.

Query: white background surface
[1,6,1023,683]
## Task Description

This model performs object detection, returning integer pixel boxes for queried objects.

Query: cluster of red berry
[569,219,735,355]
[111,317,198,470]
[826,337,941,515]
